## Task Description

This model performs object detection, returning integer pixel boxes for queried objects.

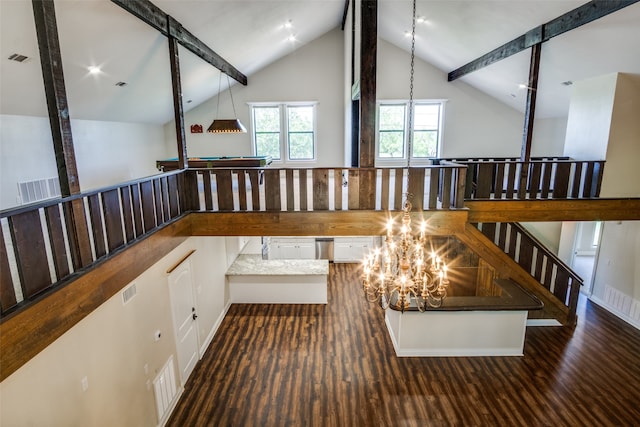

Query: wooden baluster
[153,179,165,224]
[167,174,180,218]
[140,181,156,232]
[247,170,261,211]
[393,168,404,210]
[299,169,308,211]
[201,171,214,211]
[571,162,583,198]
[236,170,248,211]
[358,169,376,210]
[540,162,553,199]
[553,162,570,199]
[101,189,124,252]
[120,186,135,242]
[428,167,440,209]
[286,169,295,211]
[44,205,70,281]
[348,170,360,210]
[9,210,51,299]
[130,184,144,237]
[407,167,425,211]
[475,163,493,199]
[215,170,234,211]
[334,169,343,211]
[380,168,390,211]
[264,169,281,211]
[313,169,329,211]
[494,162,505,199]
[0,224,17,313]
[88,194,107,258]
[529,162,542,199]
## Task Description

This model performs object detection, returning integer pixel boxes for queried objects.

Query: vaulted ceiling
[1,0,639,125]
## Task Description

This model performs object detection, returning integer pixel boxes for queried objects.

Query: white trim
[199,300,232,356]
[526,318,562,327]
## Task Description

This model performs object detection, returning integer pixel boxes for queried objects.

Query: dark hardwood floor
[167,263,640,426]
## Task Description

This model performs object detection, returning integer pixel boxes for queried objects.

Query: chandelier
[362,200,449,311]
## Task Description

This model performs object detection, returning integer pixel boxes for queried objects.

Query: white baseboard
[526,319,562,327]
[199,301,232,356]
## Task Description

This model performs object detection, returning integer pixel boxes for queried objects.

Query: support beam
[448,0,640,81]
[359,0,377,168]
[518,43,541,198]
[167,19,188,170]
[111,0,247,85]
[32,0,80,196]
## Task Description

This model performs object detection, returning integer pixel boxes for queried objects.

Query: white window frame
[375,99,446,167]
[249,102,318,165]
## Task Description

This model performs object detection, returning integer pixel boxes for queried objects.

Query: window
[376,100,444,165]
[251,103,316,163]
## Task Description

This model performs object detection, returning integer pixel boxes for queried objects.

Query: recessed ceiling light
[287,35,296,42]
[416,16,426,24]
[518,83,528,89]
[88,66,101,75]
[284,20,292,29]
[404,31,411,37]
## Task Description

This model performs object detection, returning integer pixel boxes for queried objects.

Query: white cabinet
[334,237,376,263]
[268,237,315,260]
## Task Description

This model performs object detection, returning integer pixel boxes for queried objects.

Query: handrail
[185,165,468,212]
[474,221,583,322]
[0,170,188,318]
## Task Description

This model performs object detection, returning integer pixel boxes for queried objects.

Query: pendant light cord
[407,0,416,168]
[215,73,240,118]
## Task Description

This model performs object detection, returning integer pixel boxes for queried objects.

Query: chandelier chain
[407,0,416,168]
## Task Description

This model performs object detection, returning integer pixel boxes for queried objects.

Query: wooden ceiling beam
[448,0,640,81]
[111,0,247,85]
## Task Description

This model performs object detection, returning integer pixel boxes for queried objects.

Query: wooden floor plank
[168,263,640,426]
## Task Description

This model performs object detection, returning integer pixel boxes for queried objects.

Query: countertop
[226,254,329,276]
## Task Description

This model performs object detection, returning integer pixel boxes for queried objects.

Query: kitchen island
[226,254,329,304]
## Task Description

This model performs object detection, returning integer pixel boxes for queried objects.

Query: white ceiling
[1,0,639,124]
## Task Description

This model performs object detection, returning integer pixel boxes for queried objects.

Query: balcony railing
[0,158,604,319]
[435,157,605,200]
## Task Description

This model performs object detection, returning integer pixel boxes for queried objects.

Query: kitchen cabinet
[268,237,315,260]
[334,237,376,263]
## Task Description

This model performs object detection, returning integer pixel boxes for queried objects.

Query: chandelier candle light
[362,200,449,311]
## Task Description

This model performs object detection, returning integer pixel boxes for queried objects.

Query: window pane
[256,133,281,159]
[413,130,437,158]
[414,104,440,130]
[254,107,280,132]
[289,133,314,159]
[379,105,405,131]
[288,106,313,132]
[379,131,404,158]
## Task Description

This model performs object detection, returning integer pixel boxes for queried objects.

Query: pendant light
[207,72,247,133]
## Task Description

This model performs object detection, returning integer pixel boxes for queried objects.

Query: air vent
[122,283,137,305]
[115,81,127,87]
[18,177,60,204]
[8,53,31,63]
[561,81,573,86]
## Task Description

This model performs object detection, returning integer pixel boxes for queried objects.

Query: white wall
[0,236,232,427]
[376,39,527,158]
[164,28,345,167]
[0,114,169,210]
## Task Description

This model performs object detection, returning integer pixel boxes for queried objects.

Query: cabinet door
[280,243,300,259]
[297,242,316,259]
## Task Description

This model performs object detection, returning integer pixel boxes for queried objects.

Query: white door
[168,259,199,385]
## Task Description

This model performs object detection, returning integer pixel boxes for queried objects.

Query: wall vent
[8,53,31,63]
[115,81,127,87]
[18,177,61,204]
[153,356,178,424]
[122,283,137,305]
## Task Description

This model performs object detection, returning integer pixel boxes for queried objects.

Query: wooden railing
[0,171,187,317]
[435,157,605,200]
[475,221,583,322]
[0,158,604,320]
[184,165,468,212]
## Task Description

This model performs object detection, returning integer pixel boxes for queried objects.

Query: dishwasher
[315,238,334,261]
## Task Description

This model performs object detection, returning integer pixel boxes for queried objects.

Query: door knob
[192,312,198,320]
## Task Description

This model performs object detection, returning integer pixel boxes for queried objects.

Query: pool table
[156,156,272,171]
